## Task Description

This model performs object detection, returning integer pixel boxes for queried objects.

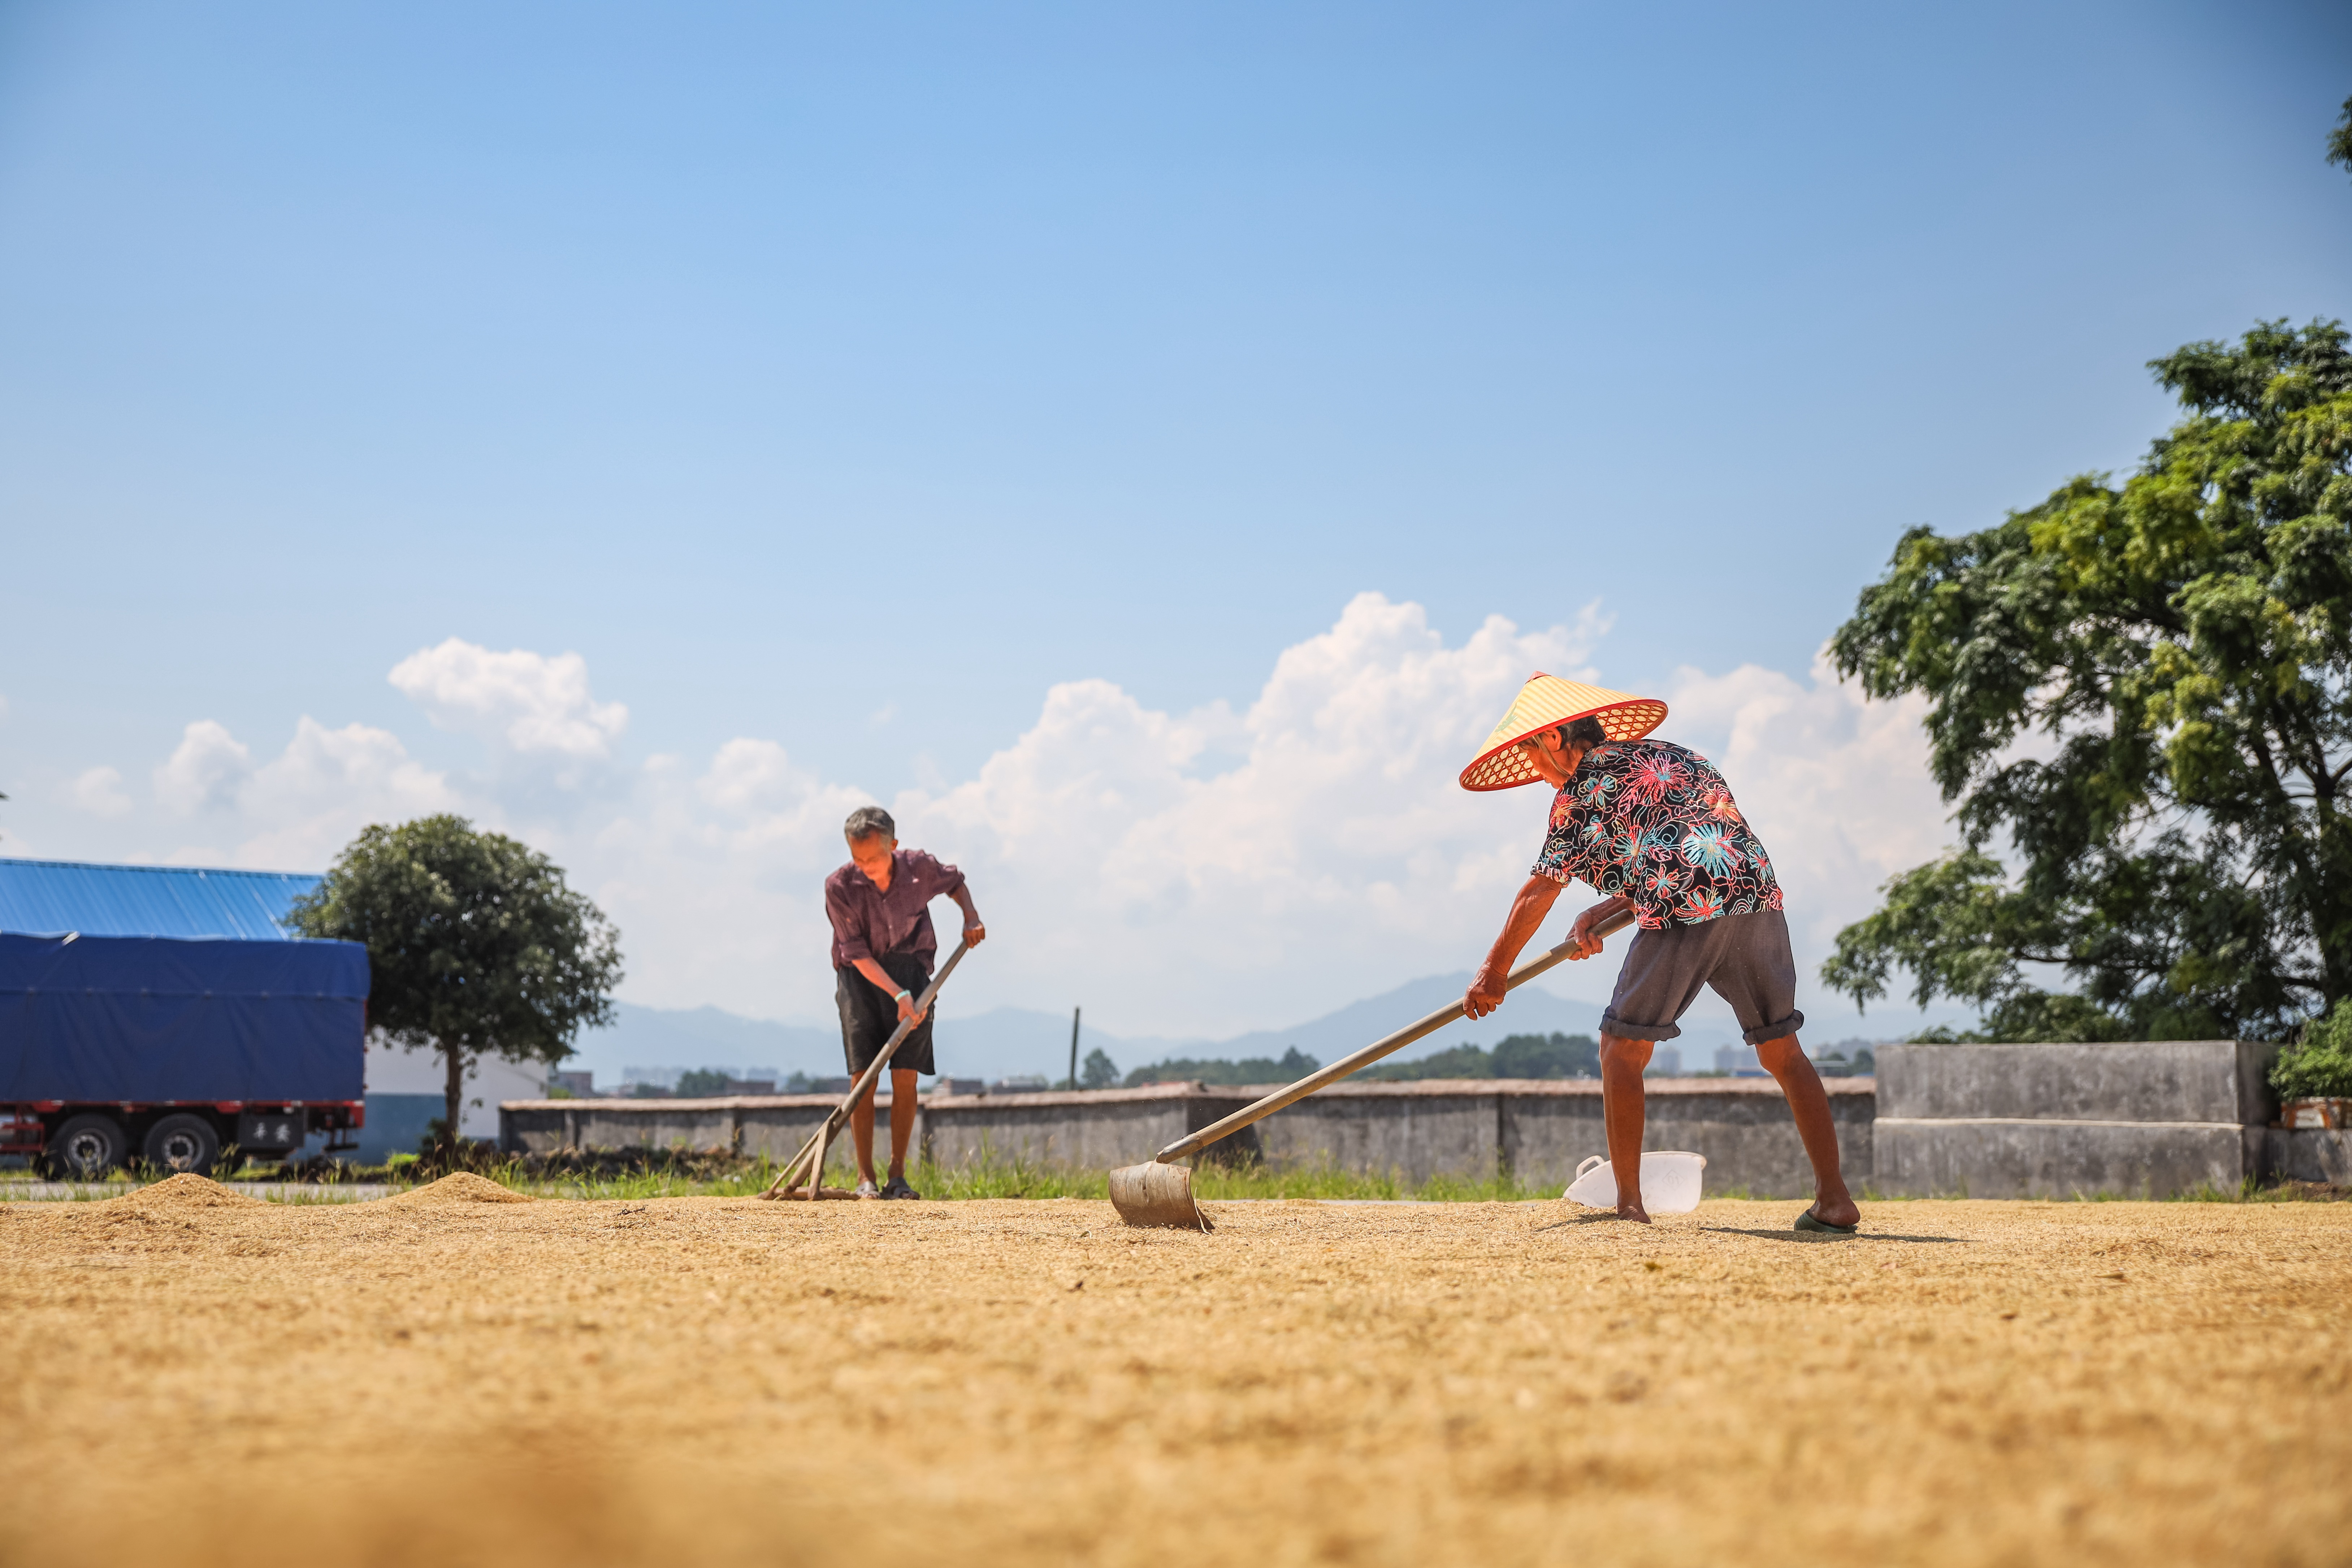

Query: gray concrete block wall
[1878,1041,2278,1125]
[1875,1119,2262,1199]
[503,1078,1875,1199]
[1241,1079,1872,1195]
[503,1095,916,1174]
[918,1084,1234,1170]
[2266,1129,2352,1185]
[1503,1081,1875,1197]
[1249,1085,1499,1186]
[1874,1040,2282,1198]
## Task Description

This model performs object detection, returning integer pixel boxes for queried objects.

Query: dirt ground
[1,1175,2346,1568]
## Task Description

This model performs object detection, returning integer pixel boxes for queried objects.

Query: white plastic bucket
[1561,1151,1707,1214]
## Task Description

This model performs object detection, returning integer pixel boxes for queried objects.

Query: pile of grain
[0,1191,2343,1567]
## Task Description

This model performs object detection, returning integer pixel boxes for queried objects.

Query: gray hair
[843,805,896,843]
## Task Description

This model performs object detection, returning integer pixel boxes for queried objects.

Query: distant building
[1713,1043,1768,1078]
[1642,1046,1682,1077]
[989,1074,1051,1094]
[550,1070,597,1096]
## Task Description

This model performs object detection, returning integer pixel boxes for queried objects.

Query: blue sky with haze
[2,1,2348,1045]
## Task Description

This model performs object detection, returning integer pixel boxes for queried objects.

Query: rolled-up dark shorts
[1601,908,1805,1046]
[836,952,938,1076]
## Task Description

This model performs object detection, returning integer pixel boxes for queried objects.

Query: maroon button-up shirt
[823,848,968,974]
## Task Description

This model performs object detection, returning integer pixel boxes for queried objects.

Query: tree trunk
[443,1045,464,1154]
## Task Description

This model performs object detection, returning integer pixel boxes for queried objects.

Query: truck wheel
[143,1114,222,1175]
[46,1115,128,1179]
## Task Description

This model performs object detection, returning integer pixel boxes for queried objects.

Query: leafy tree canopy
[1363,1032,1600,1081]
[1077,1047,1120,1090]
[2270,998,2352,1099]
[286,815,623,1143]
[1124,1047,1319,1088]
[1825,320,2352,1041]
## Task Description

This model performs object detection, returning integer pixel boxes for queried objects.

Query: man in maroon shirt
[823,805,986,1199]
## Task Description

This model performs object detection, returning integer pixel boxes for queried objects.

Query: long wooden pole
[1143,910,1635,1167]
[1067,1006,1082,1091]
[760,940,971,1200]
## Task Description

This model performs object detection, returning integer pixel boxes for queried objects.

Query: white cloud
[1658,654,1956,1031]
[155,720,254,814]
[697,738,818,815]
[388,638,627,758]
[233,718,459,869]
[95,602,1957,1044]
[69,766,134,818]
[592,592,1606,1032]
[147,718,457,870]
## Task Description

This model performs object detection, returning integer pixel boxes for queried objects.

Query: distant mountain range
[564,971,1925,1089]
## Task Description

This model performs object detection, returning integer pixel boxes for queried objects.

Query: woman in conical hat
[1459,673,1860,1234]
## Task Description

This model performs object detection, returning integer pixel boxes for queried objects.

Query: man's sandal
[1794,1207,1858,1236]
[854,1179,883,1200]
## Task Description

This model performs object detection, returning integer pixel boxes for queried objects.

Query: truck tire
[144,1113,222,1175]
[46,1114,128,1178]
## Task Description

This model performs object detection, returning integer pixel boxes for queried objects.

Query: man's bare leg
[886,1067,919,1181]
[1756,1035,1860,1228]
[850,1088,880,1186]
[1599,1032,1655,1222]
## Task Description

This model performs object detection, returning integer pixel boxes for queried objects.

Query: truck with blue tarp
[0,932,368,1174]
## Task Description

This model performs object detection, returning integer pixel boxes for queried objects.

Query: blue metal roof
[0,857,322,941]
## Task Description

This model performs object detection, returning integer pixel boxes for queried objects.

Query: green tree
[2330,94,2352,177]
[1362,1041,1492,1081]
[1123,1047,1319,1087]
[1078,1047,1120,1089]
[1825,320,2352,1040]
[675,1068,731,1096]
[286,815,623,1148]
[1492,1031,1601,1079]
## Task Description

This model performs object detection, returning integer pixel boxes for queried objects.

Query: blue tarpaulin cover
[0,857,320,942]
[0,934,368,1102]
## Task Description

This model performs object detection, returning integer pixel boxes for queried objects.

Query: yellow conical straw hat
[1459,673,1667,792]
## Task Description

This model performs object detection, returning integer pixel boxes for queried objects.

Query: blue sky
[2,1,2348,1040]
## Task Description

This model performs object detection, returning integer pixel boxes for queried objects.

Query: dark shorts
[1601,908,1805,1046]
[836,953,938,1076]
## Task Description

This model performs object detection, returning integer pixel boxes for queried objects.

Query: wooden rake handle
[760,939,973,1200]
[1146,908,1636,1166]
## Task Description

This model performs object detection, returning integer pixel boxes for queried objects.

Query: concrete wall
[1875,1041,2281,1198]
[508,1045,2342,1200]
[503,1094,916,1179]
[918,1084,1244,1170]
[1500,1080,1875,1196]
[2267,1129,2352,1185]
[502,1078,1876,1198]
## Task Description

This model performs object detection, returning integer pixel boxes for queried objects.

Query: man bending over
[1458,675,1861,1234]
[823,805,986,1200]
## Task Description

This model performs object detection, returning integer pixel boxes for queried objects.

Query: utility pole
[1067,1006,1082,1091]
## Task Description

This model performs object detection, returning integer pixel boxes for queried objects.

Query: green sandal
[1794,1207,1858,1236]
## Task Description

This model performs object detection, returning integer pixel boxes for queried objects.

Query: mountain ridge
[571,973,1612,1086]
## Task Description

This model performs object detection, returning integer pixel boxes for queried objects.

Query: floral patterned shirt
[1532,740,1783,928]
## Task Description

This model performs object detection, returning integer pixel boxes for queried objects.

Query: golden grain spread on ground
[1,1174,2346,1567]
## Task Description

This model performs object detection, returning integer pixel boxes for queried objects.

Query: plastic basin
[1561,1151,1706,1214]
